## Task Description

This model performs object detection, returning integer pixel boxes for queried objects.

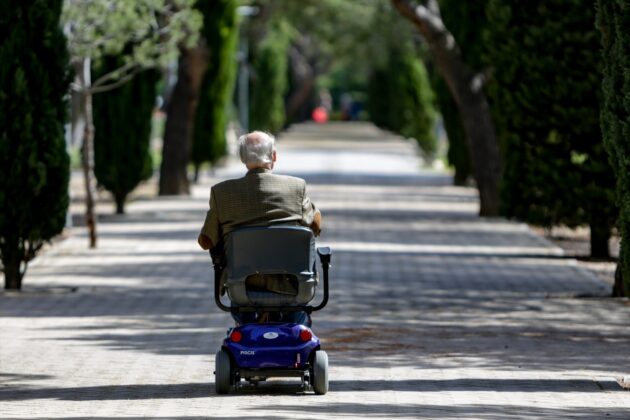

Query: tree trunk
[589,222,610,259]
[457,84,501,216]
[612,258,627,297]
[3,258,22,290]
[159,47,207,195]
[159,53,192,195]
[76,59,98,248]
[286,75,315,124]
[391,0,502,216]
[115,194,125,215]
[83,93,97,248]
[285,45,316,124]
[193,165,200,184]
[453,168,469,186]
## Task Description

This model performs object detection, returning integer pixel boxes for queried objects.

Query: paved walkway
[1,122,628,419]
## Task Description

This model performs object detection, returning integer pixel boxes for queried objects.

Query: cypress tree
[368,45,437,156]
[485,0,617,258]
[191,0,239,172]
[597,0,630,295]
[366,2,437,157]
[92,56,158,214]
[250,21,290,134]
[367,68,390,131]
[0,0,70,290]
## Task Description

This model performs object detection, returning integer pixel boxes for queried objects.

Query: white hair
[238,131,275,165]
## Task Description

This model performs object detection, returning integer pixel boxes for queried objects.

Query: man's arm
[198,233,214,250]
[310,210,322,236]
[199,188,220,250]
[301,182,322,236]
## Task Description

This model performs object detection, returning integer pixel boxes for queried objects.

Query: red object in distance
[312,107,328,123]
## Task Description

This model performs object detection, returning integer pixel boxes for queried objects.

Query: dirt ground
[531,225,619,289]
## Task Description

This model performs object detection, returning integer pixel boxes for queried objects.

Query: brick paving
[1,122,629,419]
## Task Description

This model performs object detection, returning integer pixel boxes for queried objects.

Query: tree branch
[70,81,83,92]
[425,0,441,17]
[393,0,457,53]
[87,66,144,94]
[91,61,137,89]
[391,0,449,45]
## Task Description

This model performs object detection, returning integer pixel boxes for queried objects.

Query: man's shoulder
[211,178,242,195]
[211,173,306,196]
[265,173,306,187]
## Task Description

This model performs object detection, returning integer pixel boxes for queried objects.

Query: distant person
[197,131,322,325]
[340,93,353,120]
[350,101,363,121]
[318,89,333,113]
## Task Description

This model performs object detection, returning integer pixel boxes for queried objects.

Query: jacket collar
[246,167,272,176]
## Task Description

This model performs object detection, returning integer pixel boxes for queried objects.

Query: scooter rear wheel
[215,349,232,394]
[312,350,329,395]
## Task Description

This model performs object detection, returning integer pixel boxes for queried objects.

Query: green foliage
[0,0,71,289]
[250,21,290,134]
[484,1,617,238]
[191,0,239,166]
[364,2,437,155]
[251,0,387,123]
[368,46,437,156]
[597,0,630,293]
[440,0,488,72]
[62,0,201,67]
[268,0,376,64]
[93,56,159,214]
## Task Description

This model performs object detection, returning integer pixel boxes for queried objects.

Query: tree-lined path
[1,123,628,419]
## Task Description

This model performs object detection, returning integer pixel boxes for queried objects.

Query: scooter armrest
[317,247,332,265]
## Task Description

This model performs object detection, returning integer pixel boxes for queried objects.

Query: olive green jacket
[200,168,318,247]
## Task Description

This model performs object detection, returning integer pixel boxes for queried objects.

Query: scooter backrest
[225,226,316,279]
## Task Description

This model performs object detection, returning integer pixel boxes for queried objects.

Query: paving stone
[1,122,629,419]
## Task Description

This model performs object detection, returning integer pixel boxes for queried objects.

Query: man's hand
[310,211,322,237]
[198,233,214,250]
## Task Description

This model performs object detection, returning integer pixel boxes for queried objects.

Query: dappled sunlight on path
[0,123,628,419]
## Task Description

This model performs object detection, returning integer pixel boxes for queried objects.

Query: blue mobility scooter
[212,225,331,394]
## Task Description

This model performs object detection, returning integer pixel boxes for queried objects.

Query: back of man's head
[238,131,276,168]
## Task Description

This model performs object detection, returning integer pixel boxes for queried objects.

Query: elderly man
[198,131,321,325]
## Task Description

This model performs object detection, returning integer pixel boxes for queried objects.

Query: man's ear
[272,150,277,162]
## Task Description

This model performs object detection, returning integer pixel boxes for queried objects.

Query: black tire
[215,349,232,394]
[312,350,329,395]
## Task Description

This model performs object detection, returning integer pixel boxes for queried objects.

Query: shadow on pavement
[256,402,629,419]
[0,382,214,401]
[0,378,621,402]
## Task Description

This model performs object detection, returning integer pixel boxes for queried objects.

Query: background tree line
[1,0,629,297]
[393,0,628,295]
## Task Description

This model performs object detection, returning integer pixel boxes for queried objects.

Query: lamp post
[236,5,259,134]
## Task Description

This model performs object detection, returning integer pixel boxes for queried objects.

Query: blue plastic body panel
[223,323,319,369]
